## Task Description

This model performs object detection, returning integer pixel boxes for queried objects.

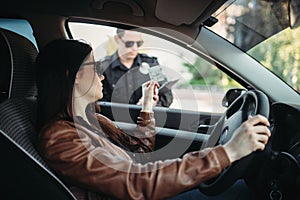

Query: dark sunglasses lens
[137,41,143,47]
[124,41,143,48]
[125,41,134,48]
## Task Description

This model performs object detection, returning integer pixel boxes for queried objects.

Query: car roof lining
[154,0,227,26]
[90,0,228,26]
[0,0,228,42]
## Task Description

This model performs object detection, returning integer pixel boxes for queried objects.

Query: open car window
[68,22,244,113]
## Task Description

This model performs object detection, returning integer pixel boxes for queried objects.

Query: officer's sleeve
[158,87,173,107]
[155,59,173,107]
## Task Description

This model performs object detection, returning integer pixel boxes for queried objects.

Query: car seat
[0,28,77,200]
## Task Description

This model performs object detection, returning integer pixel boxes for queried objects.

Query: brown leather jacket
[37,112,230,200]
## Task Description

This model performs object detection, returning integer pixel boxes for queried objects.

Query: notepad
[158,78,180,91]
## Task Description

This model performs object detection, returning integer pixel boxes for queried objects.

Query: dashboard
[247,102,300,199]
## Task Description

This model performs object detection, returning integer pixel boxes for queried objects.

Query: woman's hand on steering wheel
[223,114,271,163]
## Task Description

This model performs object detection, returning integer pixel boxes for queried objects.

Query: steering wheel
[198,90,270,195]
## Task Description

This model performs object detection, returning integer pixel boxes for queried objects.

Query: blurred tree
[228,0,289,51]
[183,57,241,89]
[249,26,300,91]
[106,35,117,55]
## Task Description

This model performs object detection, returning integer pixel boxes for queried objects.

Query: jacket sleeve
[133,112,156,153]
[38,119,231,200]
[95,112,156,154]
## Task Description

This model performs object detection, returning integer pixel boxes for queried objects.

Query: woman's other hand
[140,81,159,112]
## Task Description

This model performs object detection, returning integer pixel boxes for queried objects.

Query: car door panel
[99,101,221,153]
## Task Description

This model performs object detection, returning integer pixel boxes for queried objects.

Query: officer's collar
[110,52,121,69]
[111,51,142,69]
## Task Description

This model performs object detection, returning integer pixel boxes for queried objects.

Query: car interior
[0,28,77,199]
[0,0,299,199]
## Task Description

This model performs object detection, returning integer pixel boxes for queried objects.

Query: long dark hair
[36,39,92,131]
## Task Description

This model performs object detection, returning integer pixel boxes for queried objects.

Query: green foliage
[183,57,241,89]
[183,26,300,92]
[248,26,300,91]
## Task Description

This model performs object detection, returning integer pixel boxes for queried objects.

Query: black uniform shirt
[99,51,173,107]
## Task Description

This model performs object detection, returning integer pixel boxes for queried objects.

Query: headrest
[0,28,38,101]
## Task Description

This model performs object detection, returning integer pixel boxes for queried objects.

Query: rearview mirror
[289,0,300,29]
[222,88,246,108]
[264,0,300,29]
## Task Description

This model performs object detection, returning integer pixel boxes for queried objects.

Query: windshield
[209,0,300,92]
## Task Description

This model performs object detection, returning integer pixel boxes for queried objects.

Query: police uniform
[98,51,173,107]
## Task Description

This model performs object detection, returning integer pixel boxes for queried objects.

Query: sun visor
[155,0,227,26]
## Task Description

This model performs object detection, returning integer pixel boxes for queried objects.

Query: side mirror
[222,88,246,107]
[263,0,300,29]
[289,0,300,29]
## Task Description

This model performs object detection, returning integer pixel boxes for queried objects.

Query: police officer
[98,29,173,107]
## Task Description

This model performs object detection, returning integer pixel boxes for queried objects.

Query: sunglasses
[82,61,103,76]
[119,37,144,48]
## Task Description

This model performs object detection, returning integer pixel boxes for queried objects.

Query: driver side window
[68,22,243,113]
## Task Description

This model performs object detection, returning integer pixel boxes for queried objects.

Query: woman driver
[36,39,270,200]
